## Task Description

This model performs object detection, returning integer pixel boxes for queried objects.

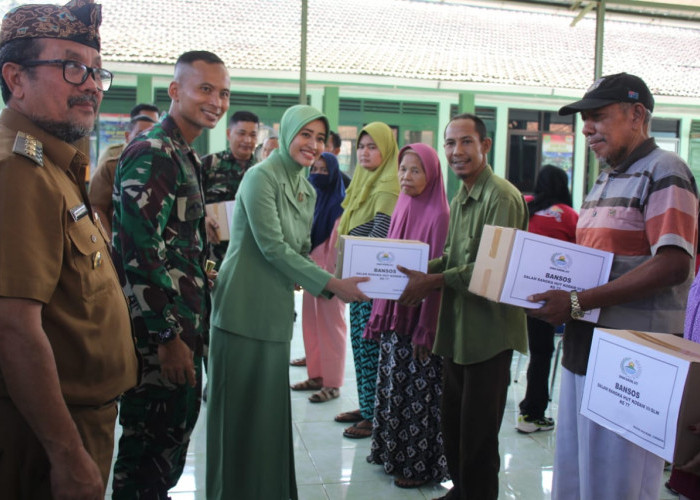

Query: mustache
[68,95,98,111]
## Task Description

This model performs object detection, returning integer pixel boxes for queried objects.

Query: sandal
[342,419,372,439]
[290,378,322,391]
[289,357,306,367]
[334,409,363,423]
[394,477,428,489]
[309,387,339,403]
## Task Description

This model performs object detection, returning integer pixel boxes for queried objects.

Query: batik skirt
[367,330,449,483]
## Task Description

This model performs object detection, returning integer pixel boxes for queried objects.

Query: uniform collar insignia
[12,131,44,166]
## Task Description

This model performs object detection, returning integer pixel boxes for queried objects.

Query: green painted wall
[99,72,700,209]
[323,86,340,132]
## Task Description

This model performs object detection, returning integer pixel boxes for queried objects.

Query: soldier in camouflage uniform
[111,50,230,499]
[202,110,259,266]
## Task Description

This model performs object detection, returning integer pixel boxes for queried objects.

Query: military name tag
[69,204,89,222]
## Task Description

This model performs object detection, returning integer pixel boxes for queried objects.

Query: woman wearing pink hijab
[364,143,450,488]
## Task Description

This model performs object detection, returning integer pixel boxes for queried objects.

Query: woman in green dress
[205,105,368,500]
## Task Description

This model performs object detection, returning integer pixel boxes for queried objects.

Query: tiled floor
[106,291,677,499]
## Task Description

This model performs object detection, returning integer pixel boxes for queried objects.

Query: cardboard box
[581,328,700,464]
[468,225,613,322]
[205,201,235,241]
[336,236,429,300]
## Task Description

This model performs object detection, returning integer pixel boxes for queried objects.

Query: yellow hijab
[338,122,400,236]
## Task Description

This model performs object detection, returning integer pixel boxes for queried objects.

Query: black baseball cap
[559,73,654,116]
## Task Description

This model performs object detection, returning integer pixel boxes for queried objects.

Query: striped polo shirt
[564,139,699,374]
[578,138,698,334]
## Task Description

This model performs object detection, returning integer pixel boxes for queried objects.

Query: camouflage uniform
[201,150,255,265]
[111,113,208,499]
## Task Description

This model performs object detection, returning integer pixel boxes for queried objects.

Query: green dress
[206,105,331,500]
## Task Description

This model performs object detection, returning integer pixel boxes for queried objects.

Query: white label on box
[501,233,612,322]
[581,329,689,461]
[342,241,428,300]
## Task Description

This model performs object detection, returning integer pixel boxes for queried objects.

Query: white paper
[341,239,428,300]
[581,329,689,462]
[500,232,613,322]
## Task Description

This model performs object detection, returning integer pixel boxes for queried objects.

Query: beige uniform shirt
[88,142,123,226]
[0,108,138,405]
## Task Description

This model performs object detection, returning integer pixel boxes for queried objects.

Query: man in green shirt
[399,113,528,500]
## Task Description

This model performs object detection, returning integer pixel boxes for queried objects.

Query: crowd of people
[0,1,699,500]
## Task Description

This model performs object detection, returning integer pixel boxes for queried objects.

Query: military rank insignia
[12,131,44,166]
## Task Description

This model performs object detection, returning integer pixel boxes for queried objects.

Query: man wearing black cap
[0,0,138,498]
[89,103,159,237]
[529,73,698,498]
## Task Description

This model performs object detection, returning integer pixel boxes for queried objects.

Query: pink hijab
[364,143,450,349]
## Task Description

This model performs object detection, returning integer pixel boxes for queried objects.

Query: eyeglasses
[21,59,113,92]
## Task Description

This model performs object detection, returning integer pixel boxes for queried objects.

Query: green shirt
[211,150,331,342]
[429,166,529,365]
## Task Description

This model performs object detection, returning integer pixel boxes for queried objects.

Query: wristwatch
[570,291,585,320]
[153,327,178,345]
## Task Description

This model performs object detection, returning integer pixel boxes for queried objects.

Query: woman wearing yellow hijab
[335,122,400,438]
